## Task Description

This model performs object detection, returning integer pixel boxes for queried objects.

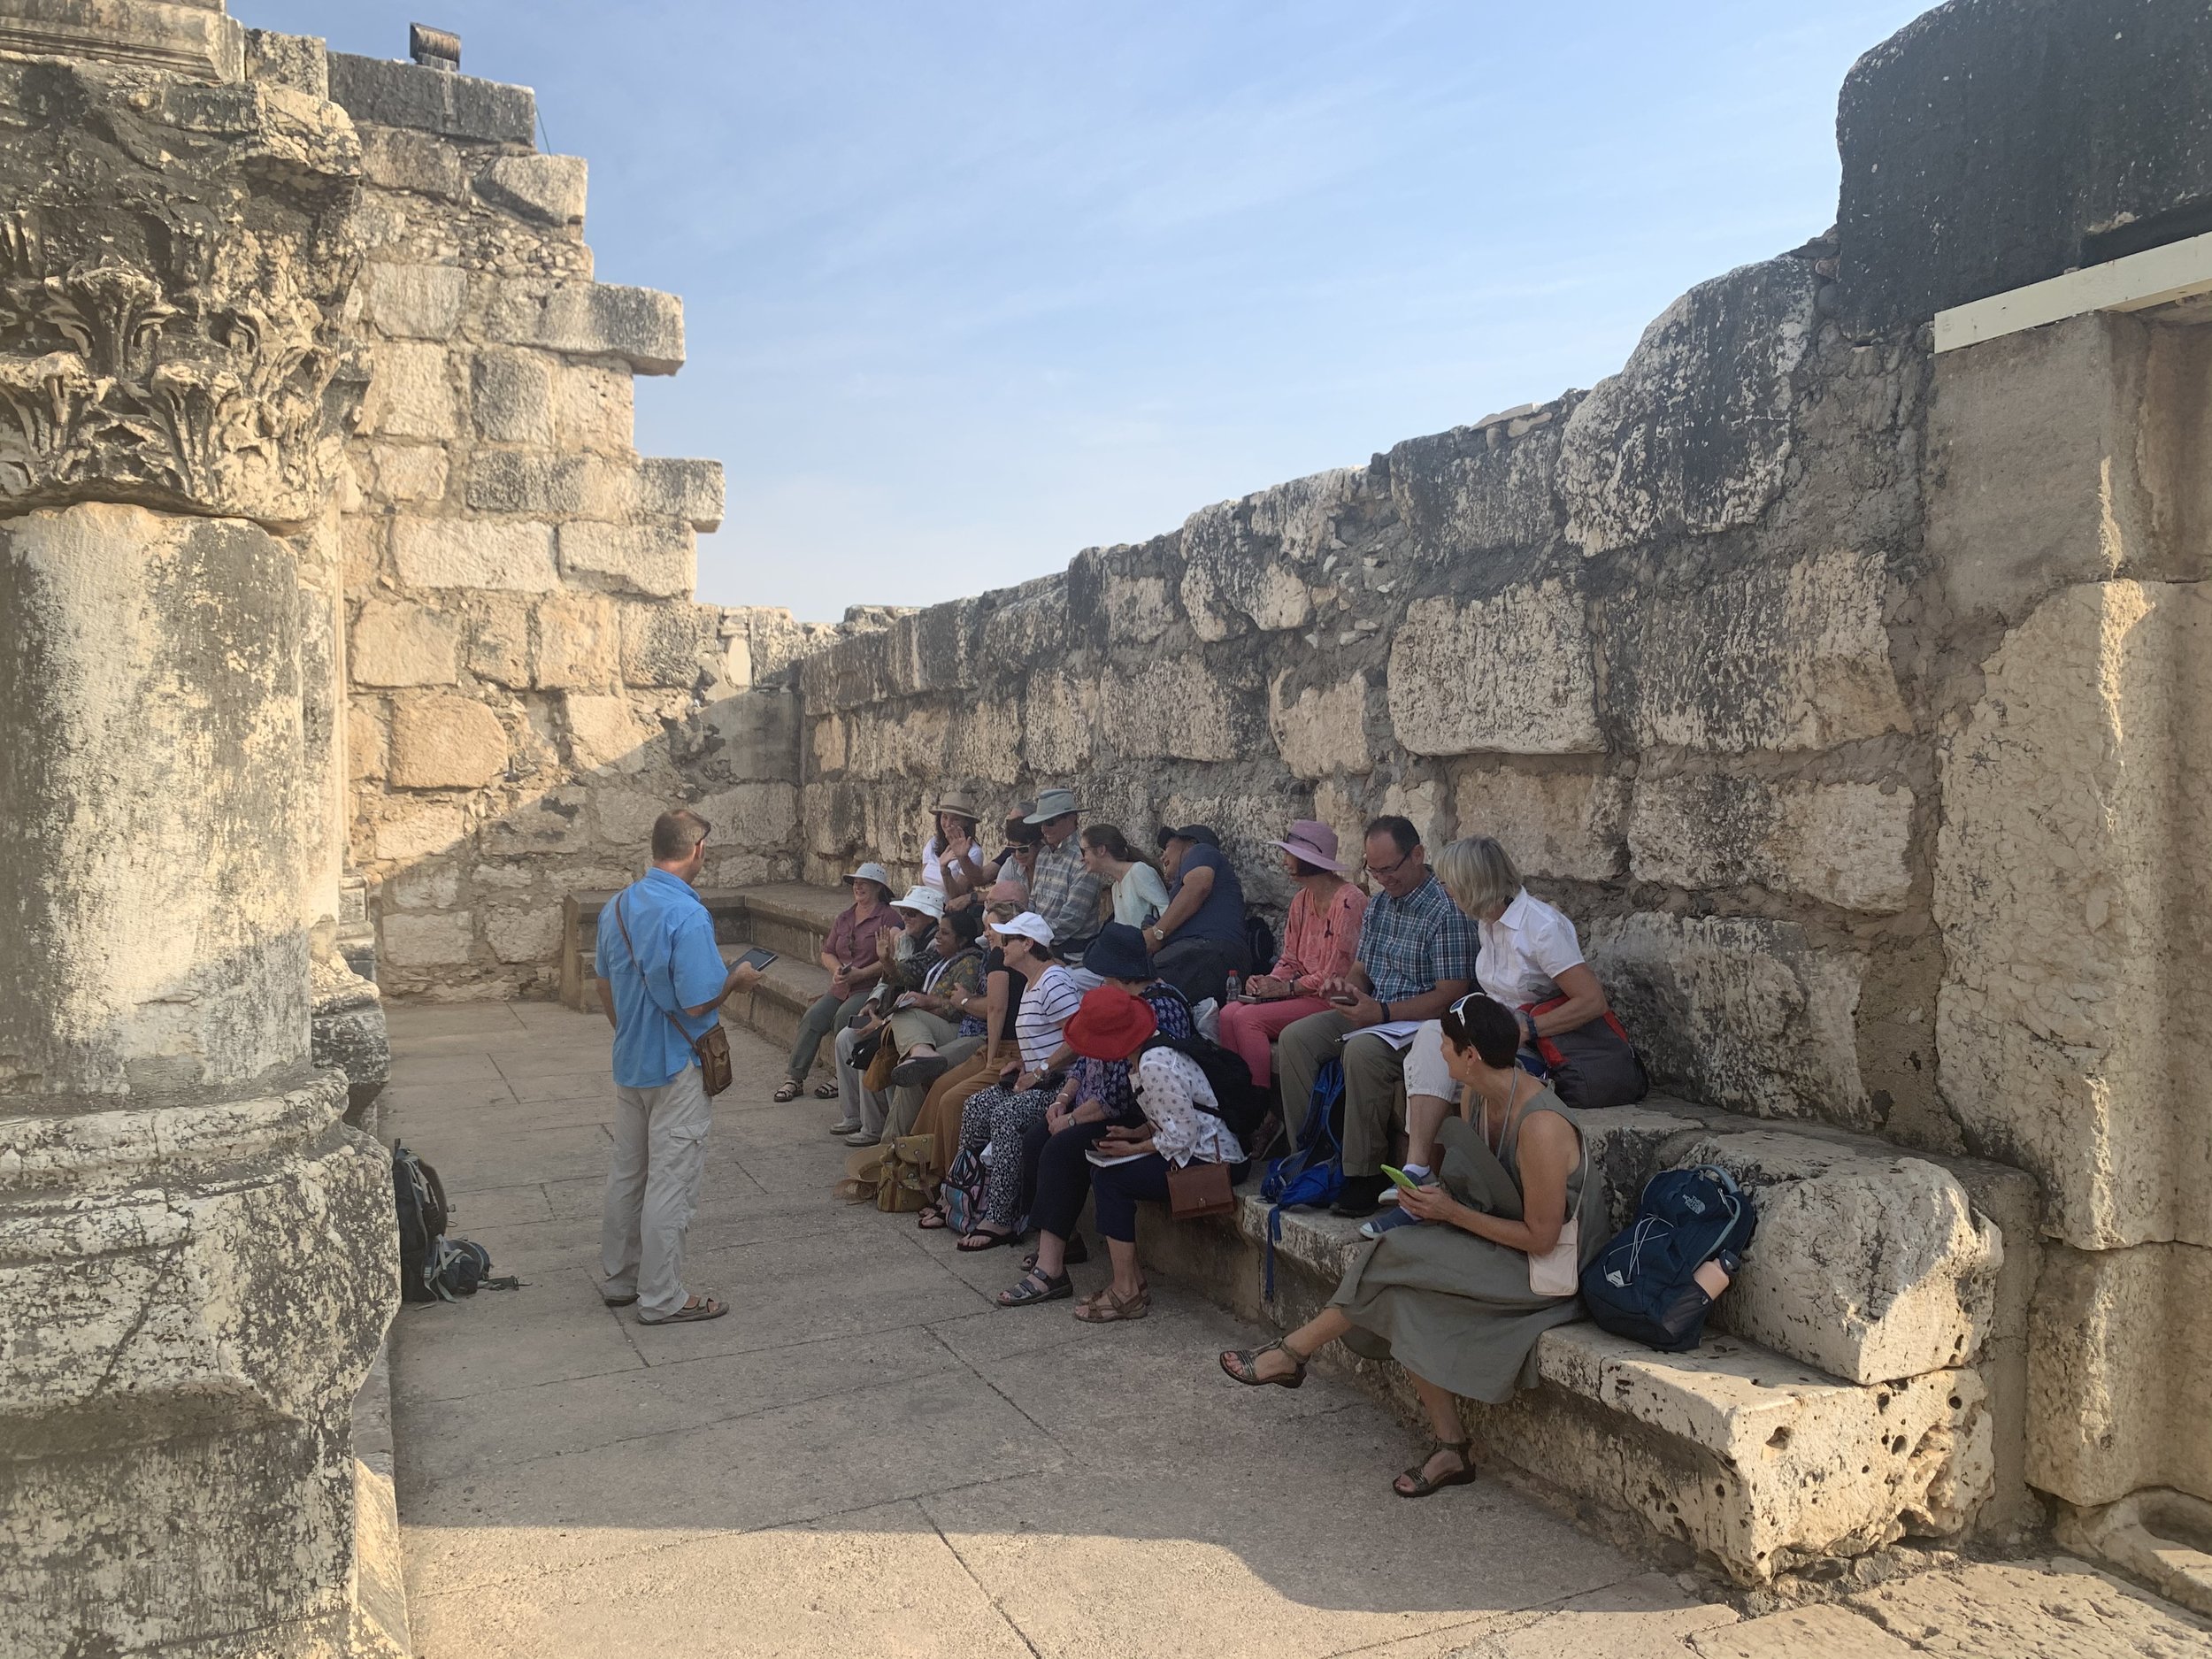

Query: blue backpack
[1578,1164,1758,1352]
[1260,1059,1345,1300]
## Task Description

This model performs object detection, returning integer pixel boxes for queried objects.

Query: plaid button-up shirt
[1355,872,1478,1004]
[1028,836,1103,946]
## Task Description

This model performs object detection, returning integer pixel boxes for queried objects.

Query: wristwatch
[1146,925,1164,944]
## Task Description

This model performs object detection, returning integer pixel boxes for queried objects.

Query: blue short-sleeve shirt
[595,869,728,1088]
[1167,844,1247,946]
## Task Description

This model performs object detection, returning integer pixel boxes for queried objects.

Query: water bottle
[1224,972,1242,1003]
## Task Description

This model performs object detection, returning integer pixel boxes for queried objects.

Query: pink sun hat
[1270,819,1344,873]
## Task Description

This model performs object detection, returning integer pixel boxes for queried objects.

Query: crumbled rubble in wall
[802,249,1942,1144]
[326,49,866,998]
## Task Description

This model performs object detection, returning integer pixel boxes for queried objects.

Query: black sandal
[1394,1440,1478,1499]
[956,1227,1016,1253]
[995,1268,1071,1308]
[917,1204,949,1231]
[1220,1338,1307,1389]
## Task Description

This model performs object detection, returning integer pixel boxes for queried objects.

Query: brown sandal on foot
[1394,1439,1478,1498]
[638,1294,729,1326]
[812,1080,841,1100]
[1073,1286,1149,1323]
[1220,1338,1307,1388]
[773,1079,802,1102]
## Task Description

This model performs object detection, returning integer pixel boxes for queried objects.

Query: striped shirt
[1029,839,1104,946]
[1015,964,1085,1071]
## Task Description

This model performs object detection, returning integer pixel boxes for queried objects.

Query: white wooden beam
[1932,228,2212,352]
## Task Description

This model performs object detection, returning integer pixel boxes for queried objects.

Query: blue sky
[261,1,1929,621]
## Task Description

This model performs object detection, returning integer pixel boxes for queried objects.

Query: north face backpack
[1259,1058,1346,1299]
[1579,1164,1758,1352]
[392,1144,449,1305]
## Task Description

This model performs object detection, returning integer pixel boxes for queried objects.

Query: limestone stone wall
[801,247,1946,1144]
[322,48,841,999]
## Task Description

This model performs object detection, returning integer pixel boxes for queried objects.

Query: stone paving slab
[380,1002,2209,1658]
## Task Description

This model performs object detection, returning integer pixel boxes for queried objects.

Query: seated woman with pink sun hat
[1215,818,1367,1091]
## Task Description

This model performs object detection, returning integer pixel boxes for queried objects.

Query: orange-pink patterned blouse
[1272,879,1368,992]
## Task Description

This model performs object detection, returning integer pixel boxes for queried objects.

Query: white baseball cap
[992,911,1055,948]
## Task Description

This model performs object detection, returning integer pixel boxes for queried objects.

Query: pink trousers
[1216,995,1336,1087]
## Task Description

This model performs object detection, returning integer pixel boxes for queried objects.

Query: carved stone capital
[0,58,365,529]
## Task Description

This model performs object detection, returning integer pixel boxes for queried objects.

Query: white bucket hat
[893,884,947,919]
[843,862,893,889]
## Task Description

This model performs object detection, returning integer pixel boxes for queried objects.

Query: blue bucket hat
[1083,921,1152,982]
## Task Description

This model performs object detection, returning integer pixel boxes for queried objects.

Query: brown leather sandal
[1073,1285,1149,1323]
[1393,1440,1478,1498]
[1220,1339,1307,1389]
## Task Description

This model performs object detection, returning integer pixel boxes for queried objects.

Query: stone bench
[1138,1097,2039,1586]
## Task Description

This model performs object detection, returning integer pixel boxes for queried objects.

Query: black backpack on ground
[1579,1165,1757,1351]
[1138,1029,1271,1141]
[1243,911,1277,980]
[393,1144,518,1303]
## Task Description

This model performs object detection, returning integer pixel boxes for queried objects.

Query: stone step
[721,951,826,1058]
[1140,1188,1995,1586]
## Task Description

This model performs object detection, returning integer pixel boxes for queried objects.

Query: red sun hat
[1064,985,1158,1062]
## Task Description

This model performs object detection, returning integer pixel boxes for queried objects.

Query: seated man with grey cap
[1142,824,1253,1007]
[1021,788,1104,960]
[776,861,899,1105]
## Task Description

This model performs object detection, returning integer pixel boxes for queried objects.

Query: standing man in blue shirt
[596,809,764,1325]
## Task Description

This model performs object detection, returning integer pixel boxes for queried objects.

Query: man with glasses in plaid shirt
[1274,816,1477,1217]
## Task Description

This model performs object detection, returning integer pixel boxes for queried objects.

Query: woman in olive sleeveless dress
[1219,992,1601,1497]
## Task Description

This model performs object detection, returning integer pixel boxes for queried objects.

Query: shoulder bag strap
[610,890,709,1060]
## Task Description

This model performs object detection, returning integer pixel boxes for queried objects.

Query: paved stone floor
[382,1002,2212,1659]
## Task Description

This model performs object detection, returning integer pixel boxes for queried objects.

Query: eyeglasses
[1366,850,1411,880]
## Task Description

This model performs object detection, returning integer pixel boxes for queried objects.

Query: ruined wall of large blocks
[321,51,843,999]
[802,248,1948,1148]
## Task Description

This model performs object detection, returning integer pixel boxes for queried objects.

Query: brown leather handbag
[611,893,733,1097]
[1165,1160,1235,1220]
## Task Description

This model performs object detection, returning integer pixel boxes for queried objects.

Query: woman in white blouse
[1397,836,1612,1179]
[1025,986,1243,1323]
[1079,824,1171,930]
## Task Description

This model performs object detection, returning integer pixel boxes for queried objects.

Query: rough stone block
[478,785,593,855]
[695,782,800,848]
[530,591,619,691]
[1386,413,1564,562]
[1558,257,1818,556]
[1587,913,1870,1127]
[1935,580,2212,1252]
[243,27,329,97]
[589,787,668,851]
[553,364,634,454]
[474,154,588,227]
[489,280,685,375]
[349,602,461,687]
[1019,671,1097,774]
[2029,1241,2212,1509]
[1178,475,1344,639]
[1450,764,1627,881]
[346,703,388,782]
[464,593,533,687]
[1846,1559,2212,1659]
[1388,581,1602,756]
[371,801,464,864]
[1608,548,1909,753]
[379,910,474,968]
[634,457,726,532]
[485,906,563,965]
[388,695,508,789]
[1100,658,1248,763]
[470,350,558,447]
[365,443,449,504]
[466,451,626,519]
[1837,1,2212,331]
[384,863,459,911]
[563,693,656,772]
[1629,775,1916,913]
[362,263,465,342]
[700,690,803,782]
[393,518,558,592]
[558,521,695,598]
[358,125,465,200]
[1269,671,1372,779]
[1693,1606,1912,1658]
[1674,1130,2003,1384]
[360,340,456,440]
[619,602,711,688]
[326,53,535,144]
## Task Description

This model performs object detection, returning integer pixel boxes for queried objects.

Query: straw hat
[1269,819,1344,873]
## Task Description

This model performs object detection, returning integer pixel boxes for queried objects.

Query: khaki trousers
[1273,1010,1408,1179]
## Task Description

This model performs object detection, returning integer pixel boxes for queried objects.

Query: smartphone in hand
[1380,1164,1422,1193]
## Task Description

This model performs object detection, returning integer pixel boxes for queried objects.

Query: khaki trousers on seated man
[1274,1010,1459,1218]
